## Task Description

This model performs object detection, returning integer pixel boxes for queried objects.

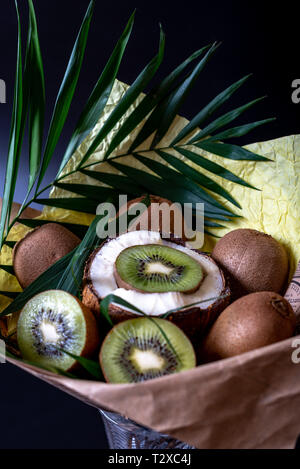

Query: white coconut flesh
[89,230,224,316]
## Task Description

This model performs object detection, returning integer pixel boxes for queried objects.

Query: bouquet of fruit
[1,1,300,449]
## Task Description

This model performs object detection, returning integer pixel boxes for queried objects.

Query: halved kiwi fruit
[114,244,204,294]
[17,290,100,372]
[82,230,230,340]
[99,317,196,383]
[13,223,81,289]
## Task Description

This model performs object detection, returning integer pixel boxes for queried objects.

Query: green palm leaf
[204,118,276,142]
[75,26,166,170]
[195,141,270,161]
[0,291,19,299]
[133,153,237,215]
[156,149,241,208]
[176,147,257,188]
[102,26,166,161]
[150,42,220,149]
[189,97,266,144]
[0,265,15,276]
[128,46,211,153]
[110,159,236,217]
[18,219,88,239]
[27,0,45,193]
[171,74,252,145]
[56,215,103,295]
[57,11,135,176]
[36,197,100,214]
[35,0,95,191]
[54,182,122,201]
[79,169,144,195]
[4,241,16,249]
[0,2,23,247]
[60,349,103,380]
[128,44,216,152]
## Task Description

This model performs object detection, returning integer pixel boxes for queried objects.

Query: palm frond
[57,10,136,176]
[156,149,241,208]
[27,0,45,193]
[35,0,95,191]
[36,197,101,214]
[0,2,24,244]
[0,0,275,256]
[19,218,88,239]
[0,291,19,299]
[171,74,252,145]
[0,265,15,276]
[79,169,145,194]
[188,96,266,144]
[76,26,166,169]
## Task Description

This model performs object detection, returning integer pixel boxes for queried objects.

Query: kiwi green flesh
[114,244,204,294]
[17,290,87,371]
[100,318,196,383]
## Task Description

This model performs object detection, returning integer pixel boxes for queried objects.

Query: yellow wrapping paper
[1,80,300,448]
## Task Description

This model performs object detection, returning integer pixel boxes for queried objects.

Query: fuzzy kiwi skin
[13,223,81,289]
[212,228,289,300]
[199,291,296,363]
[16,291,100,372]
[82,235,231,342]
[117,194,188,240]
[70,296,101,372]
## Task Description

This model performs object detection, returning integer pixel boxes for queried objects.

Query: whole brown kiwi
[13,223,81,289]
[212,228,289,299]
[117,194,188,240]
[199,291,296,362]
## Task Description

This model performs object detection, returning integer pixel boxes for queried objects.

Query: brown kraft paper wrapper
[6,336,300,449]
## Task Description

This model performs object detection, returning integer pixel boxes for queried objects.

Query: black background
[0,0,300,449]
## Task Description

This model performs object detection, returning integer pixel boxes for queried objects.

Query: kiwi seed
[99,317,196,383]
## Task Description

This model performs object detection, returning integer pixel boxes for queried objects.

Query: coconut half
[82,230,230,339]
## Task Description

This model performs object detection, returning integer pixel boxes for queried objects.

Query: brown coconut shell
[82,234,231,342]
[199,291,296,363]
[212,228,289,300]
[13,223,81,289]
